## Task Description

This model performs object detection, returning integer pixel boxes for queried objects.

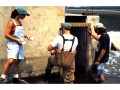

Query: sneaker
[0,78,10,84]
[12,78,21,84]
[12,78,28,84]
[0,78,5,84]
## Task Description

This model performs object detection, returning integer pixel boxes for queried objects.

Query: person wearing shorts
[88,23,110,83]
[0,7,30,84]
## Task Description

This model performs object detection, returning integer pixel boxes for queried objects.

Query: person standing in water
[88,23,110,83]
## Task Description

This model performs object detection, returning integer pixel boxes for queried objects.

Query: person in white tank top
[0,7,30,84]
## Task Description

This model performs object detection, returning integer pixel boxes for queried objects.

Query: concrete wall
[0,6,65,77]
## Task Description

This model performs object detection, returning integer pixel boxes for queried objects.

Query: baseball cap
[61,23,71,28]
[94,23,106,29]
[59,23,71,30]
[16,7,30,16]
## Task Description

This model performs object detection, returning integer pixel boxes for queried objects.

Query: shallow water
[104,50,120,77]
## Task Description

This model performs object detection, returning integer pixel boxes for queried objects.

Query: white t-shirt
[51,34,78,52]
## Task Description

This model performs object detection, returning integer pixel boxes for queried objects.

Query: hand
[51,50,56,55]
[95,61,100,65]
[88,28,92,35]
[16,39,23,44]
[24,35,30,40]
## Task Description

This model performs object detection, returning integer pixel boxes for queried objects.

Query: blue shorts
[7,40,24,60]
[97,63,104,75]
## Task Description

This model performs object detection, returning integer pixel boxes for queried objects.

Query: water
[104,50,120,77]
[104,31,120,79]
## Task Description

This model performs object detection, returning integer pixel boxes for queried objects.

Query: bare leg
[0,59,14,83]
[2,58,14,75]
[11,60,22,83]
[99,75,105,82]
[12,60,21,75]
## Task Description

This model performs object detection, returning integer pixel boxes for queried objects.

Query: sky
[0,0,120,6]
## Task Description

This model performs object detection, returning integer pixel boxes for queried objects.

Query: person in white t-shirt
[44,23,78,84]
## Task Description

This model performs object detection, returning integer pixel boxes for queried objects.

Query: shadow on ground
[21,71,96,84]
[22,72,62,84]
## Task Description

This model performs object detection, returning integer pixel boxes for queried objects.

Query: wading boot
[44,68,51,82]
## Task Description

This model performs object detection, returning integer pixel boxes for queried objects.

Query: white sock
[13,74,19,78]
[1,74,6,79]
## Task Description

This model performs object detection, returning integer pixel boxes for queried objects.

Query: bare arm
[5,20,22,44]
[24,35,30,40]
[95,49,106,65]
[88,28,100,41]
[97,49,106,62]
[48,45,55,51]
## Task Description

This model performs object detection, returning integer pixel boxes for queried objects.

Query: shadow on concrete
[21,61,95,84]
[19,56,34,77]
[21,71,96,84]
[22,72,62,84]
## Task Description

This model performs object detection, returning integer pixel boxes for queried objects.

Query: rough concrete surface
[0,6,65,76]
